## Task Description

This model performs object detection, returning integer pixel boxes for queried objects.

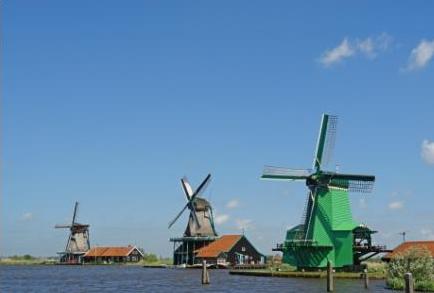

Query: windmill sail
[168,174,217,237]
[301,188,315,240]
[313,114,338,171]
[262,166,311,180]
[328,174,375,193]
[71,201,78,225]
[181,177,194,199]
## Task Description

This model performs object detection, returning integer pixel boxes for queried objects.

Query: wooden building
[195,234,265,267]
[83,245,143,263]
[382,241,434,261]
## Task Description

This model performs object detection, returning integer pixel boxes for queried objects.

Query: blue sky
[2,1,434,257]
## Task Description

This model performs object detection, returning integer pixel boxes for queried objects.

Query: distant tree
[142,253,159,263]
[23,254,34,260]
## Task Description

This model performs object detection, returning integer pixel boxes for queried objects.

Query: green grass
[230,269,385,279]
[136,253,172,266]
[364,260,386,274]
[386,277,434,292]
[230,260,387,279]
[0,256,57,265]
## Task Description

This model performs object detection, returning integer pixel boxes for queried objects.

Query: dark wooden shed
[195,234,265,267]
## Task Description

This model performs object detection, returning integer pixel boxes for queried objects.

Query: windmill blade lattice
[328,179,375,193]
[181,177,194,199]
[321,115,338,169]
[313,114,338,171]
[71,202,79,225]
[328,174,375,193]
[262,166,311,180]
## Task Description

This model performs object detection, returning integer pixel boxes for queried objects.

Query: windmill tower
[55,202,90,264]
[169,174,218,265]
[262,114,389,269]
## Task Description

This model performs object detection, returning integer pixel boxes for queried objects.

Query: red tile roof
[196,235,242,258]
[84,246,142,257]
[383,241,434,260]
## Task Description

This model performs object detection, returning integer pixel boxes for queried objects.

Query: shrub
[416,280,434,292]
[279,263,296,272]
[386,246,434,290]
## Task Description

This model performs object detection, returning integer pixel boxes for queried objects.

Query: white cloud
[21,212,33,221]
[420,228,434,239]
[406,39,434,71]
[319,33,392,66]
[421,139,434,165]
[319,38,355,66]
[226,199,239,209]
[388,201,404,210]
[214,214,229,225]
[356,38,375,57]
[235,218,253,231]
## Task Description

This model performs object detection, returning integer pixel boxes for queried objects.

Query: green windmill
[262,114,386,269]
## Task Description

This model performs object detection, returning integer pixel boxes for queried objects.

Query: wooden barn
[83,245,143,263]
[195,234,265,267]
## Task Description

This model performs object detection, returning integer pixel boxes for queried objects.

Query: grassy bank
[133,253,172,267]
[230,261,386,279]
[230,269,385,279]
[386,278,434,292]
[0,255,57,265]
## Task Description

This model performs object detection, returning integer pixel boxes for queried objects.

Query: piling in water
[202,260,210,285]
[327,260,333,292]
[363,269,369,289]
[404,272,414,293]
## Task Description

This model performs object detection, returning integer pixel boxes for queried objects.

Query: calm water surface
[1,265,394,292]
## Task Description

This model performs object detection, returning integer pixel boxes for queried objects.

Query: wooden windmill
[55,202,90,263]
[168,174,217,237]
[169,174,218,265]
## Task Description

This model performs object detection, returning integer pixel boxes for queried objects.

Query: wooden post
[327,260,333,292]
[363,269,369,289]
[202,260,210,285]
[404,272,414,293]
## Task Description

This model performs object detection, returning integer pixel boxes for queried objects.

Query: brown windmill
[169,174,218,265]
[55,202,90,264]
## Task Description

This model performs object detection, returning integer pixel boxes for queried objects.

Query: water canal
[1,265,395,292]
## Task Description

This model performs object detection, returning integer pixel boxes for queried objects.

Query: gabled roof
[196,235,242,258]
[84,246,143,257]
[383,241,434,260]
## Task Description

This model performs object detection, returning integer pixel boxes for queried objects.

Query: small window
[242,246,246,252]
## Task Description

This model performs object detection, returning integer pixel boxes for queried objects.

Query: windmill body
[55,202,90,264]
[263,114,388,269]
[169,174,218,265]
[66,224,90,253]
[184,197,216,237]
